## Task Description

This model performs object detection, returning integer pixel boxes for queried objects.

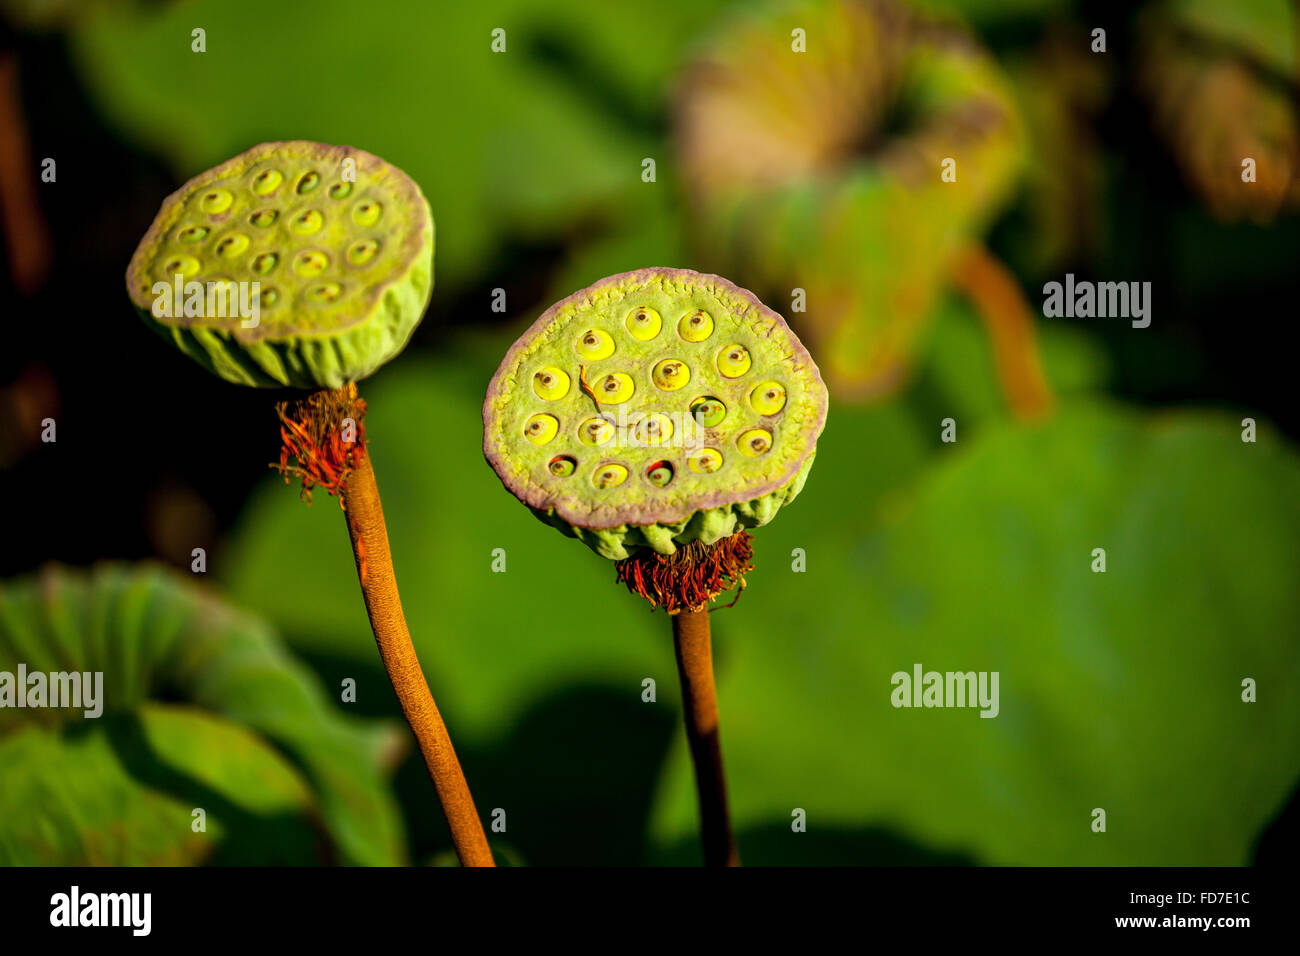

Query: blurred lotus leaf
[67,0,730,294]
[222,344,1299,864]
[1140,0,1300,223]
[674,0,1026,400]
[0,563,405,865]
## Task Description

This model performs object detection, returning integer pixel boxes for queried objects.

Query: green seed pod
[483,268,828,560]
[125,141,433,389]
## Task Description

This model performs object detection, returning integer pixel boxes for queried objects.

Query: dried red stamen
[274,382,367,506]
[614,530,754,613]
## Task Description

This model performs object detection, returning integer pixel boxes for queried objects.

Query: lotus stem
[671,606,740,867]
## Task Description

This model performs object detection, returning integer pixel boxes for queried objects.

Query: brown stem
[341,452,495,867]
[671,607,739,867]
[0,52,52,294]
[948,243,1055,423]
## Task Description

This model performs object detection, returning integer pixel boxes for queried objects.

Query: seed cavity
[576,329,614,361]
[162,255,200,278]
[579,416,616,446]
[291,209,324,236]
[249,209,278,228]
[548,455,577,477]
[251,252,279,275]
[738,428,773,457]
[678,309,714,342]
[630,413,673,446]
[215,233,250,258]
[750,381,787,415]
[718,344,752,378]
[347,239,380,266]
[251,169,283,196]
[259,287,280,308]
[625,306,662,341]
[199,188,233,215]
[533,366,571,401]
[689,396,727,428]
[597,372,634,404]
[329,182,353,200]
[687,448,724,473]
[294,250,329,277]
[353,201,383,226]
[306,282,342,304]
[592,463,629,489]
[524,413,559,445]
[652,358,690,391]
[296,171,321,195]
[646,460,674,487]
[178,225,209,244]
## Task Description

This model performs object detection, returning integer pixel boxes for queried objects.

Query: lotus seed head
[126,140,434,389]
[483,268,828,561]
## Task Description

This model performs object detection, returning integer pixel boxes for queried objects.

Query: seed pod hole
[690,395,727,428]
[353,201,383,226]
[646,460,675,487]
[216,233,250,258]
[653,358,690,391]
[294,250,329,277]
[249,209,278,228]
[625,306,662,341]
[687,447,724,473]
[631,413,673,446]
[251,169,283,195]
[199,188,233,214]
[291,209,324,236]
[592,463,629,489]
[306,282,342,304]
[718,344,752,378]
[750,381,787,415]
[598,372,634,404]
[524,413,559,445]
[296,171,321,195]
[347,239,380,267]
[678,309,714,342]
[576,328,614,360]
[548,455,577,477]
[251,252,279,276]
[178,225,209,244]
[328,182,353,200]
[738,428,773,457]
[259,287,280,308]
[162,255,200,278]
[533,366,571,401]
[579,416,616,446]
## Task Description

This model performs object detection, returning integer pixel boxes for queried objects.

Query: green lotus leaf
[483,268,829,560]
[0,562,405,865]
[125,140,433,389]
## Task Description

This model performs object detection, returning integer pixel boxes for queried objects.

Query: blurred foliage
[222,326,1298,865]
[0,563,405,865]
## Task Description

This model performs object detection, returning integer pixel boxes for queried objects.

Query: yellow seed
[347,239,380,266]
[689,396,727,428]
[678,309,714,342]
[597,372,634,404]
[592,463,629,488]
[524,414,559,445]
[750,381,787,415]
[625,306,662,341]
[251,252,278,275]
[306,282,341,303]
[259,287,279,307]
[291,209,324,236]
[249,209,278,228]
[533,366,571,401]
[687,448,724,473]
[737,428,773,457]
[162,255,200,278]
[296,171,321,194]
[329,182,353,200]
[216,233,250,258]
[548,455,577,477]
[294,250,329,277]
[199,188,233,214]
[646,460,674,487]
[631,413,673,446]
[576,329,614,360]
[653,359,690,391]
[353,201,382,226]
[578,417,616,446]
[178,225,208,243]
[251,169,283,196]
[718,344,752,378]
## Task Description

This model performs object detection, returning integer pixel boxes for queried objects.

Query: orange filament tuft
[274,383,368,506]
[614,530,755,613]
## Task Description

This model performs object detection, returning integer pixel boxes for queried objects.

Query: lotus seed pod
[483,268,828,561]
[126,141,433,389]
[674,0,1024,400]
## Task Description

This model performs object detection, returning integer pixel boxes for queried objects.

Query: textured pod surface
[674,0,1024,400]
[484,268,828,560]
[126,140,433,389]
